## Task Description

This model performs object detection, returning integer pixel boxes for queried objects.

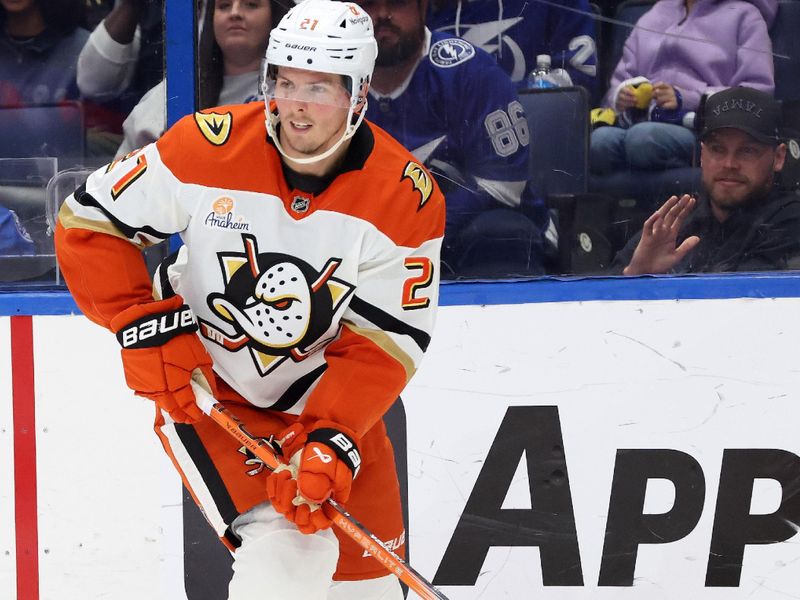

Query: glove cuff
[113,296,198,349]
[307,428,362,479]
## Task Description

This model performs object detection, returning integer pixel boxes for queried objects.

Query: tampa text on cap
[701,87,781,146]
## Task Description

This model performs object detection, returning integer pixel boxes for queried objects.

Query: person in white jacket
[76,0,166,103]
[116,0,286,158]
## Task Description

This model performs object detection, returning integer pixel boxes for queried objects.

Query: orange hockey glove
[110,295,215,424]
[266,422,361,534]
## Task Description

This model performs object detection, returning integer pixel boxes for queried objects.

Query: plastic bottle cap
[535,54,551,68]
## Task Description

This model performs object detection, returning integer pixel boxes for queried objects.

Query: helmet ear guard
[262,0,378,164]
[351,77,370,114]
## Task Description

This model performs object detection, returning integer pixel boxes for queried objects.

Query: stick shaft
[192,385,449,600]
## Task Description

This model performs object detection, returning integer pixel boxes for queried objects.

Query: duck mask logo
[198,233,355,376]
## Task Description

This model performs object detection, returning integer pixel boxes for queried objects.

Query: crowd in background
[1,0,798,284]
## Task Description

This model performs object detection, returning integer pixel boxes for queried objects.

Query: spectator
[0,0,89,106]
[76,0,164,105]
[116,0,286,157]
[356,0,554,275]
[613,87,800,275]
[590,0,776,175]
[427,0,598,92]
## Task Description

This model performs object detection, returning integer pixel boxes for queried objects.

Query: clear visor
[263,67,354,109]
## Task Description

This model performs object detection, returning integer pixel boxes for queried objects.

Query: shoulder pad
[428,38,476,68]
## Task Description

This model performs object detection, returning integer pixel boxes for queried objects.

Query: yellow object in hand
[630,81,654,109]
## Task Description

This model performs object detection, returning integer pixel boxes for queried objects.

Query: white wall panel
[404,298,800,599]
[1,298,799,598]
[0,317,15,600]
[32,315,186,600]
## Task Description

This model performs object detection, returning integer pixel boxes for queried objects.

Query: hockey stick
[190,381,450,600]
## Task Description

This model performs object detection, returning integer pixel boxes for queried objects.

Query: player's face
[214,0,272,64]
[358,0,425,67]
[273,67,352,159]
[701,128,786,218]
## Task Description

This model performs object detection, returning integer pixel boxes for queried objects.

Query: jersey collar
[279,123,375,195]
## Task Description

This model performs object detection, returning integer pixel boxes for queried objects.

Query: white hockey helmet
[262,0,378,164]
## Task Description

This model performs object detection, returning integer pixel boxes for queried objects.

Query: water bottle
[527,54,557,89]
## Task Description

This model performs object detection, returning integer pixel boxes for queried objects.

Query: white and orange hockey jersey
[55,104,445,580]
[56,102,444,436]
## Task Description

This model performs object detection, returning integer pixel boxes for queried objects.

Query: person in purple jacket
[590,0,776,175]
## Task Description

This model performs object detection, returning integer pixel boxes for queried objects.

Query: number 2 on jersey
[402,257,434,310]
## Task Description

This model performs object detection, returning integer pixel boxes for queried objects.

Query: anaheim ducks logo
[194,111,233,146]
[198,233,355,376]
[402,161,433,210]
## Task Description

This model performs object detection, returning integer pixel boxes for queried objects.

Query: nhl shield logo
[291,195,310,213]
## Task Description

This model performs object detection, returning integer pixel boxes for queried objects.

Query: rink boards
[2,295,800,599]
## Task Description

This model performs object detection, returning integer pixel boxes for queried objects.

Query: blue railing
[4,272,800,316]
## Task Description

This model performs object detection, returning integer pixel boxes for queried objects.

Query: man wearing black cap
[613,87,800,275]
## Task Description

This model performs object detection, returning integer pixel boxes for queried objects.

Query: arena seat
[771,0,800,103]
[521,87,589,198]
[779,100,800,192]
[518,86,617,274]
[452,207,547,278]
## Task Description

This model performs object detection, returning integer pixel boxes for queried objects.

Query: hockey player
[427,0,598,92]
[357,0,554,275]
[54,1,445,598]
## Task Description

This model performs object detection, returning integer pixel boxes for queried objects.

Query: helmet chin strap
[265,100,368,165]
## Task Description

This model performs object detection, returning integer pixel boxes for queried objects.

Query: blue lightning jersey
[427,0,597,91]
[367,31,551,269]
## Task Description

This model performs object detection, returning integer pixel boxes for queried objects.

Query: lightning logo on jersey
[198,233,355,376]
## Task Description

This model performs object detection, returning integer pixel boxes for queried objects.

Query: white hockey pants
[227,502,404,600]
